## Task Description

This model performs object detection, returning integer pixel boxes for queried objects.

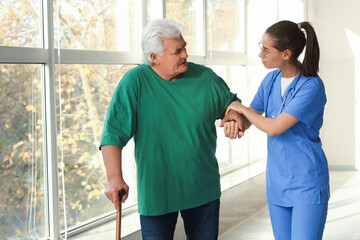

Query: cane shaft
[116,189,126,240]
[116,204,122,240]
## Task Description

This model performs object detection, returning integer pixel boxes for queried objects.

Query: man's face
[152,35,188,81]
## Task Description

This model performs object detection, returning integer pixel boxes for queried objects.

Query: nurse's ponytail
[265,20,320,77]
[298,22,320,77]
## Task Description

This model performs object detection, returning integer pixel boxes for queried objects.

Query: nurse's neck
[281,61,301,78]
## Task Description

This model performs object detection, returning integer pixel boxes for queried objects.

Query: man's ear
[150,53,159,65]
[283,49,292,60]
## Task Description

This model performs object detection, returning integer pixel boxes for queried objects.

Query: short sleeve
[250,81,265,112]
[283,77,326,125]
[99,71,138,150]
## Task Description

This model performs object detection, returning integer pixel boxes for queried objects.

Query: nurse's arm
[240,107,298,137]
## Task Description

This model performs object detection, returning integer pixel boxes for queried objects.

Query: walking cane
[116,189,126,240]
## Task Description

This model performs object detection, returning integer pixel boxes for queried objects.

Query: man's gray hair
[141,19,182,65]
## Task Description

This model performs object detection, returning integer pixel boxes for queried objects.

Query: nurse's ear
[282,49,292,61]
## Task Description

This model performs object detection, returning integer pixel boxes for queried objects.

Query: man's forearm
[101,145,123,181]
[101,145,129,209]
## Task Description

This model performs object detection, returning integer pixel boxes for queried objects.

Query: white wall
[308,0,360,170]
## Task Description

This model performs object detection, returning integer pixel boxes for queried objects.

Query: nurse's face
[258,33,285,69]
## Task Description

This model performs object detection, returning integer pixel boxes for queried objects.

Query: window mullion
[0,46,48,63]
[42,0,60,239]
[202,0,207,57]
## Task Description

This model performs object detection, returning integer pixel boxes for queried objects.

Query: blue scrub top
[251,69,330,207]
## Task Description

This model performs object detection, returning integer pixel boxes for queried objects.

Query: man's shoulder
[186,62,217,79]
[187,62,212,72]
[125,64,149,76]
[120,64,150,84]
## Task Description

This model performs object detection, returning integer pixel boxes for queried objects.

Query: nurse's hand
[221,110,247,130]
[225,101,246,115]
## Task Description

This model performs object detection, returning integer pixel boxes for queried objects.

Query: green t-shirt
[100,62,239,216]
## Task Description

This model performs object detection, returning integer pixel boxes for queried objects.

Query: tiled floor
[71,170,360,239]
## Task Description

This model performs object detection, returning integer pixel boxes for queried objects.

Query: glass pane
[147,0,163,21]
[0,64,45,239]
[229,65,247,105]
[247,0,277,57]
[56,64,137,229]
[54,0,139,52]
[229,65,248,167]
[216,122,231,169]
[212,66,231,169]
[209,65,248,169]
[0,0,41,47]
[166,0,204,55]
[208,65,229,168]
[207,0,245,52]
[247,65,268,162]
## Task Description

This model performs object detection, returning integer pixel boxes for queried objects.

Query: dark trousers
[140,199,220,240]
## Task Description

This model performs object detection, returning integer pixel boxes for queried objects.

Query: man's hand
[220,110,248,139]
[105,177,129,211]
[223,121,243,139]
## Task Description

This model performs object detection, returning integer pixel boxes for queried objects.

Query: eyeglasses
[258,42,280,57]
[258,42,278,57]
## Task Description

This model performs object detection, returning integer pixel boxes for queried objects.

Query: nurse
[221,20,330,239]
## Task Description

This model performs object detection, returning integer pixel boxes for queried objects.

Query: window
[56,64,138,228]
[166,0,204,55]
[209,65,249,169]
[0,1,41,48]
[0,64,45,238]
[247,65,269,163]
[54,0,140,52]
[247,0,277,57]
[207,0,245,53]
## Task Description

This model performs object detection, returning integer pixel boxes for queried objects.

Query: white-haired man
[100,18,245,240]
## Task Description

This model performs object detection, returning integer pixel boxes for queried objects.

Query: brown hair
[265,20,320,77]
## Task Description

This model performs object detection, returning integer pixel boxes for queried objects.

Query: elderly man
[100,19,245,240]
